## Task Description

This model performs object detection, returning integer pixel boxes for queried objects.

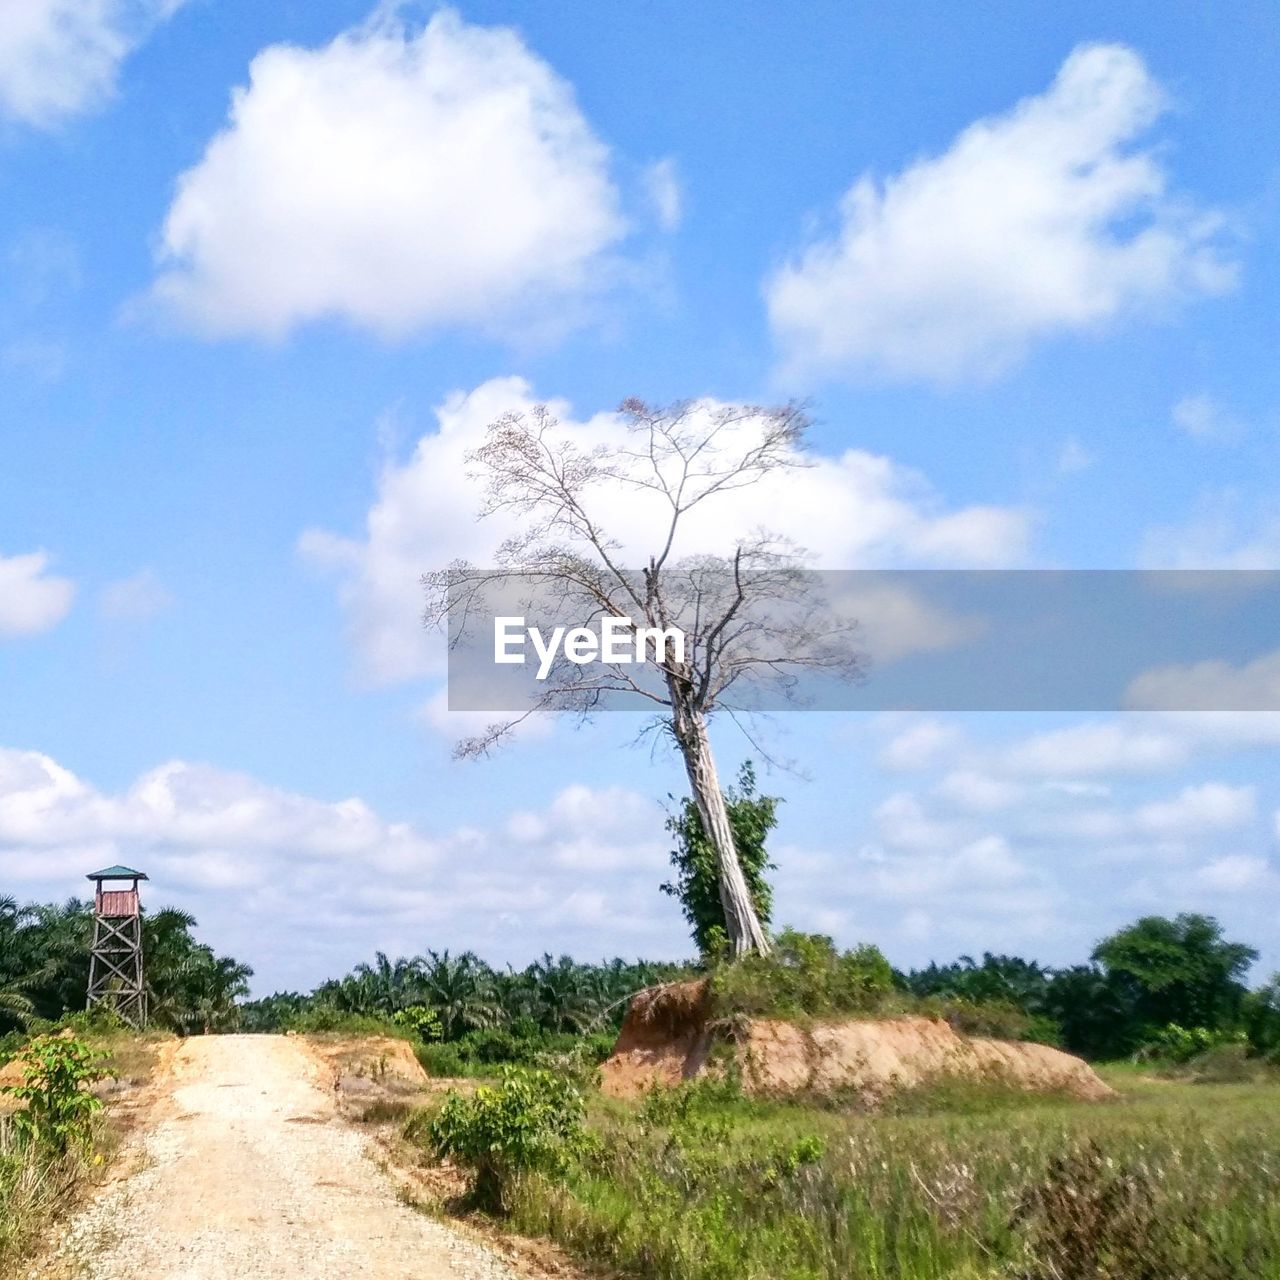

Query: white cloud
[1126,648,1280,712]
[1194,855,1275,895]
[1172,393,1240,443]
[148,7,626,341]
[643,157,682,231]
[1134,782,1255,835]
[766,43,1234,384]
[1056,437,1094,475]
[1141,495,1280,569]
[0,0,185,128]
[0,551,75,637]
[879,719,962,772]
[302,377,1030,686]
[0,746,684,989]
[1003,720,1188,777]
[99,568,173,622]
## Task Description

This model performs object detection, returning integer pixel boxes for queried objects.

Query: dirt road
[39,1035,520,1280]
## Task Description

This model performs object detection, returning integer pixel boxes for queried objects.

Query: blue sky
[1,0,1278,992]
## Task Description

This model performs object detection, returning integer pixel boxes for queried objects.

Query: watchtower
[86,865,148,1028]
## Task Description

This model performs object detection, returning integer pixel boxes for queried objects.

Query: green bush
[924,996,1061,1045]
[1,1036,107,1156]
[429,1068,590,1210]
[1135,1023,1247,1064]
[281,1006,408,1037]
[709,929,896,1020]
[391,1005,443,1042]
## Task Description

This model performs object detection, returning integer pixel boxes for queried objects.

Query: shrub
[1,1036,107,1156]
[416,1041,469,1077]
[428,1068,590,1211]
[1135,1022,1247,1064]
[281,1007,407,1037]
[709,929,896,1019]
[925,996,1061,1045]
[391,1005,443,1042]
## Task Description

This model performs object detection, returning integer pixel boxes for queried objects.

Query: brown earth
[600,980,1115,1104]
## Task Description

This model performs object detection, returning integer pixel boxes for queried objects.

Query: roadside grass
[0,1027,165,1274]
[490,1071,1280,1280]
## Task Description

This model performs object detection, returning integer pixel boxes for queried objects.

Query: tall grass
[502,1073,1280,1280]
[0,1114,90,1269]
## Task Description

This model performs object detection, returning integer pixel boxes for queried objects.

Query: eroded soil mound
[600,982,1114,1104]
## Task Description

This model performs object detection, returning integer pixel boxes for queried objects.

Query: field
[497,1067,1280,1280]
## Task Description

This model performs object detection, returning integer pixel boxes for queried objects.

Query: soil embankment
[600,980,1114,1103]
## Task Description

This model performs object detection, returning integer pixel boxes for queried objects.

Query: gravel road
[39,1034,522,1280]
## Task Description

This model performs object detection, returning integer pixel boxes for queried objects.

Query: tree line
[0,896,252,1039]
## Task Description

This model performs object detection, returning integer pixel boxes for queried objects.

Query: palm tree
[419,950,502,1039]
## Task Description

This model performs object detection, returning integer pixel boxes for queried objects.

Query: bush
[1,1036,107,1156]
[281,1007,407,1037]
[709,929,896,1020]
[428,1068,590,1210]
[391,1005,443,1042]
[925,996,1061,1045]
[1135,1023,1247,1064]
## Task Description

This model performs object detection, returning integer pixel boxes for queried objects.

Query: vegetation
[0,1033,113,1270]
[443,1070,1280,1280]
[0,896,251,1036]
[428,1068,591,1210]
[242,949,684,1067]
[663,761,778,960]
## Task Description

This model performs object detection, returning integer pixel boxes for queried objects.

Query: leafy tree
[1092,913,1257,1045]
[662,761,778,958]
[427,399,866,956]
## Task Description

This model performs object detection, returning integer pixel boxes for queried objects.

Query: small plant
[1,1036,108,1156]
[391,1005,443,1042]
[428,1067,590,1211]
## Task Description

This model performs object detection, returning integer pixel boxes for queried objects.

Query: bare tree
[424,398,865,957]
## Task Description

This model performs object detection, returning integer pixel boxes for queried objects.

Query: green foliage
[428,1068,590,1210]
[1135,1022,1248,1064]
[0,895,251,1037]
[507,1073,1280,1280]
[391,1004,443,1041]
[416,1027,615,1078]
[662,762,778,958]
[1091,913,1257,1053]
[709,928,896,1019]
[1,1036,107,1156]
[1244,974,1280,1060]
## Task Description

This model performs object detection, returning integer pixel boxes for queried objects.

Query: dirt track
[38,1035,520,1280]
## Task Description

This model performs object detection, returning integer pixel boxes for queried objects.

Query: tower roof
[87,864,148,881]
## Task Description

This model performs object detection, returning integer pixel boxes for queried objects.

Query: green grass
[499,1070,1280,1280]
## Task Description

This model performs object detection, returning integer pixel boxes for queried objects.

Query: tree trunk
[671,697,772,958]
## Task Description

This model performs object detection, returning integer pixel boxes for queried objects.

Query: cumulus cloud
[766,43,1234,383]
[0,0,185,128]
[301,377,1030,686]
[148,7,626,341]
[0,747,682,990]
[0,551,75,637]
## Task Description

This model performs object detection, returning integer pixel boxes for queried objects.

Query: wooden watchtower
[86,865,149,1028]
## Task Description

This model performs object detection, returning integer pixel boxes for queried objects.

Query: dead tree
[425,399,865,957]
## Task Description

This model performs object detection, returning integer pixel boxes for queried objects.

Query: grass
[0,1027,166,1274]
[493,1069,1280,1280]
